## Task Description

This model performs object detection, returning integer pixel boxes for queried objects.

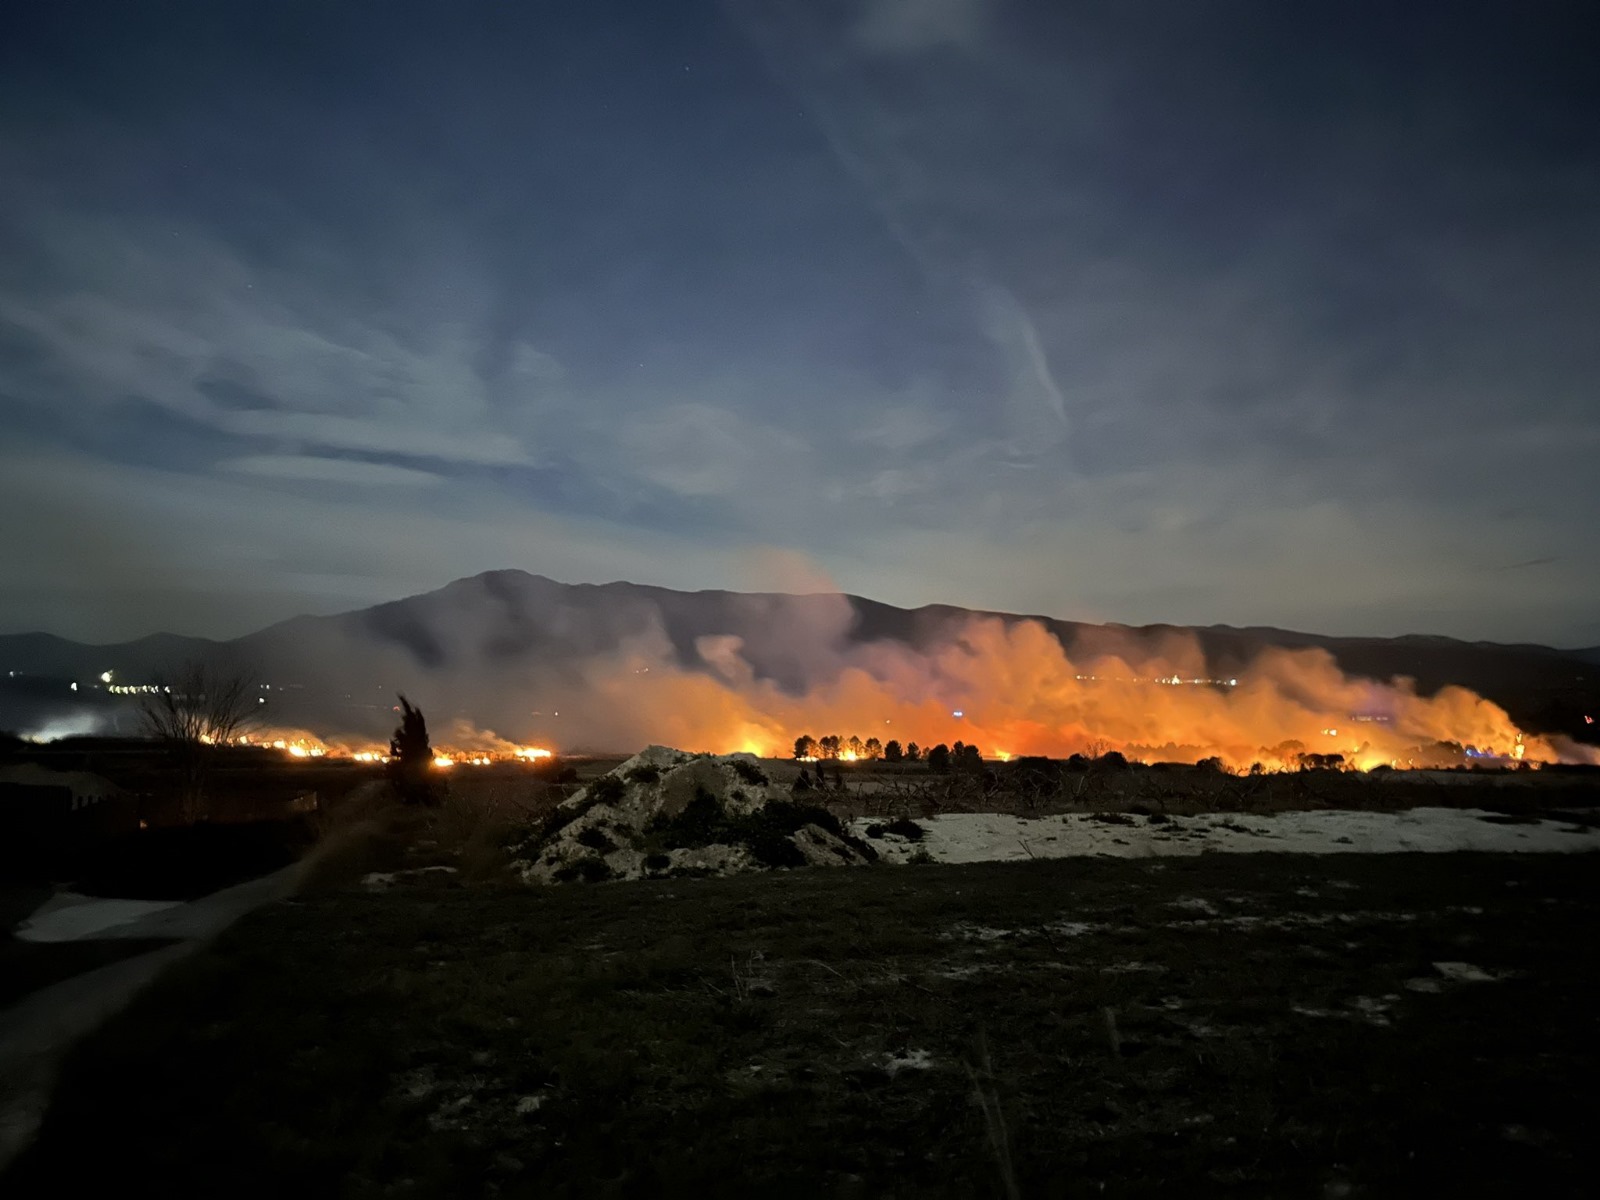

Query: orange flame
[550,616,1592,770]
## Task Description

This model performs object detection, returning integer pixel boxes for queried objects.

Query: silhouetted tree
[905,741,921,762]
[884,739,904,762]
[1296,752,1345,771]
[794,734,818,760]
[847,735,865,759]
[819,735,841,760]
[955,743,983,772]
[388,694,436,805]
[864,737,882,759]
[927,743,951,773]
[138,660,263,821]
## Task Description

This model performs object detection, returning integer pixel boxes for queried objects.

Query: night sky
[2,1,1596,646]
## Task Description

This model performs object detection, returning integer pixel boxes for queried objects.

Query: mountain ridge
[2,569,1594,746]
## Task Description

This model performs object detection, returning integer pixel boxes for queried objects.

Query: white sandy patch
[852,807,1600,864]
[12,865,305,944]
[1431,961,1498,983]
[13,894,183,943]
[1293,995,1401,1027]
[883,1049,934,1076]
[940,923,1017,943]
[361,866,458,891]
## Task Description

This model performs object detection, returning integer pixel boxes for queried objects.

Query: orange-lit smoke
[549,611,1594,770]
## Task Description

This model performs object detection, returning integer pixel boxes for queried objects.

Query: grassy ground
[5,850,1597,1198]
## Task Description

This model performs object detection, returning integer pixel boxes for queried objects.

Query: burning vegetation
[123,604,1594,776]
[550,615,1594,773]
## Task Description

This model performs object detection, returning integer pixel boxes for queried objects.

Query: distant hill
[1,570,1595,748]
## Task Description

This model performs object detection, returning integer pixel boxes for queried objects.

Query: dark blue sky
[2,0,1596,644]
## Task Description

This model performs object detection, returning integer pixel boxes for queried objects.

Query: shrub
[884,818,925,842]
[554,856,613,884]
[576,826,618,854]
[644,790,877,868]
[626,764,661,784]
[1004,757,1062,796]
[647,786,727,849]
[588,775,627,805]
[730,759,769,786]
[525,779,616,851]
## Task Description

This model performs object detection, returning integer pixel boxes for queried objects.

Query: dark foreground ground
[0,820,311,1007]
[6,852,1598,1198]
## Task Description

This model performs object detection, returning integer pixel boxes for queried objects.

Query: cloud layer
[1,1,1596,644]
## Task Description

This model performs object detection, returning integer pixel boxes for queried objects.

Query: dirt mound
[510,746,876,883]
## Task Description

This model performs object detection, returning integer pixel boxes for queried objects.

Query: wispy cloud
[218,454,446,487]
[851,0,989,55]
[1,2,1596,643]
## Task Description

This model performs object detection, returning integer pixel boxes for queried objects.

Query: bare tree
[138,660,263,820]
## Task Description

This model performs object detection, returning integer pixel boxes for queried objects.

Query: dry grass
[297,775,567,892]
[812,761,1600,824]
[11,852,1599,1197]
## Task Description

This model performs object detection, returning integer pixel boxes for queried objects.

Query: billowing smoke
[179,575,1595,769]
[533,604,1589,769]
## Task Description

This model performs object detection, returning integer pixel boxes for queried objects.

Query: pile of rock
[510,746,876,884]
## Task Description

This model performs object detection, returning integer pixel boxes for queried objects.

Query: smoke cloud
[260,584,1593,770]
[540,608,1586,769]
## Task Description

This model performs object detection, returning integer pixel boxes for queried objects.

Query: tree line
[792,734,984,773]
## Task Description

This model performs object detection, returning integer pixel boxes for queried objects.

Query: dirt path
[0,862,305,1172]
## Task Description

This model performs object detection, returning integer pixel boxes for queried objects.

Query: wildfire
[232,728,557,768]
[209,602,1599,775]
[549,611,1596,772]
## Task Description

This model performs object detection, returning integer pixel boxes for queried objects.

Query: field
[6,843,1598,1196]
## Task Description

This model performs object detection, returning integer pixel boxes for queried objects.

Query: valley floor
[4,851,1598,1197]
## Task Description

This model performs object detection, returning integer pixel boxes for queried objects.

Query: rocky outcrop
[510,746,876,884]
